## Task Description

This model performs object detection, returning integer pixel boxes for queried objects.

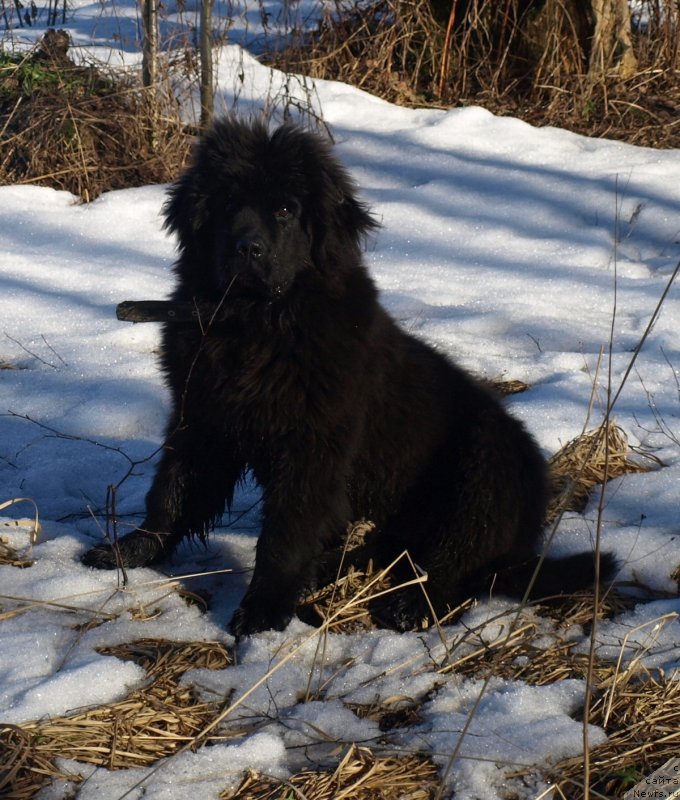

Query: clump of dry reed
[298,520,390,632]
[489,377,530,395]
[299,560,390,631]
[223,744,440,800]
[270,0,680,148]
[546,422,659,523]
[0,500,41,567]
[96,638,232,680]
[551,668,680,798]
[0,33,190,201]
[0,639,232,799]
[0,539,32,568]
[270,0,443,106]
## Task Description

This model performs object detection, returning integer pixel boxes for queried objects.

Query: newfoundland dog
[82,118,612,636]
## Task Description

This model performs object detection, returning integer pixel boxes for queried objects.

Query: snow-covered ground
[1,3,680,798]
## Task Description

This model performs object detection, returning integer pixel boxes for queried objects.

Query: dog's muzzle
[235,236,266,261]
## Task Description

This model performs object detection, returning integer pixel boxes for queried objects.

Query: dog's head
[163,118,378,297]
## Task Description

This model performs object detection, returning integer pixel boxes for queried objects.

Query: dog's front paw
[230,598,294,639]
[81,543,121,570]
[81,530,166,570]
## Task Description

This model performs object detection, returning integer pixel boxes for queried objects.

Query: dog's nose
[236,237,265,260]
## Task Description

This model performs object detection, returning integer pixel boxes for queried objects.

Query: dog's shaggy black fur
[82,118,613,636]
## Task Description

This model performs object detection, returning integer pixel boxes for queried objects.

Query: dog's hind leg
[369,414,549,630]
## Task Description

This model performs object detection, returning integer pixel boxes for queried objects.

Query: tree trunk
[588,0,637,78]
[140,0,159,90]
[199,0,215,129]
[140,0,160,148]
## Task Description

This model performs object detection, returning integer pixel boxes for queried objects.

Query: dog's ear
[272,124,378,267]
[311,182,379,269]
[162,149,211,252]
[334,187,378,241]
[311,146,380,266]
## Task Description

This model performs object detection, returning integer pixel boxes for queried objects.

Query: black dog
[82,118,613,636]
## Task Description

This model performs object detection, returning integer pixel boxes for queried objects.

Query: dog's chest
[202,323,338,435]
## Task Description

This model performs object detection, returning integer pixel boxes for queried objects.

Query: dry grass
[0,408,671,798]
[488,377,530,395]
[534,587,638,628]
[551,668,680,798]
[0,539,33,568]
[270,0,444,106]
[546,422,659,523]
[348,696,425,731]
[0,639,232,799]
[223,744,440,800]
[671,563,680,593]
[0,35,190,201]
[0,500,41,564]
[270,0,680,149]
[436,593,638,687]
[299,521,391,632]
[2,4,676,203]
[300,561,390,631]
[96,638,232,680]
[3,624,677,800]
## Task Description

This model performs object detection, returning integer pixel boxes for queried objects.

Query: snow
[2,2,680,798]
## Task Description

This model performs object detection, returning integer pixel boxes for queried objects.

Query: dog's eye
[275,206,292,223]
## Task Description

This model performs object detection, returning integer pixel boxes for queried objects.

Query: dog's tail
[479,550,618,602]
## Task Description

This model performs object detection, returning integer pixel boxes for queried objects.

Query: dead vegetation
[270,0,680,149]
[2,611,678,799]
[96,638,233,681]
[223,745,440,800]
[547,422,660,523]
[298,520,389,632]
[0,412,675,797]
[1,2,677,200]
[0,539,33,568]
[0,31,190,201]
[0,639,232,798]
[552,668,680,798]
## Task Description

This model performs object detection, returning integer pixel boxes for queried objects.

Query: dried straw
[0,639,232,799]
[1,41,190,201]
[223,744,440,800]
[550,669,680,798]
[270,0,443,107]
[0,501,41,546]
[546,423,659,523]
[488,377,530,395]
[96,638,232,680]
[0,539,33,568]
[299,521,391,633]
[300,562,391,632]
[535,588,638,628]
[348,696,424,731]
[671,563,680,593]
